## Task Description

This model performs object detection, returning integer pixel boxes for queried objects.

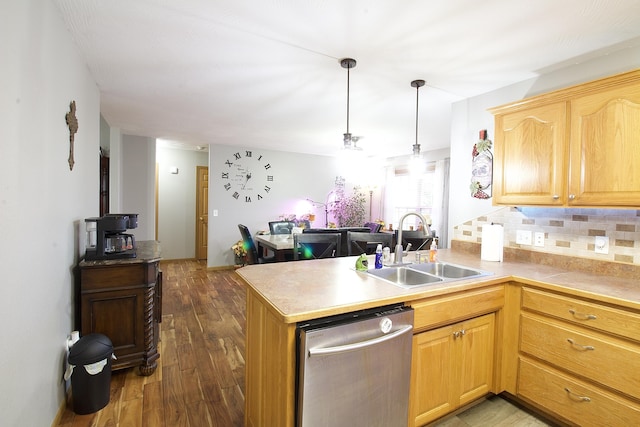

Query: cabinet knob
[552,195,560,200]
[568,194,576,200]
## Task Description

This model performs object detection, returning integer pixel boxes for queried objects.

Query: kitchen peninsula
[236,246,640,426]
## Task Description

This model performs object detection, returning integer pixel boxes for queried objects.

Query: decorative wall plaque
[470,129,493,199]
[66,100,78,170]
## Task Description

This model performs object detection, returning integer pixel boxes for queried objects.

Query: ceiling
[53,0,640,157]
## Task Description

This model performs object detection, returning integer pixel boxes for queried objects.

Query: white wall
[0,1,100,425]
[207,145,349,267]
[448,46,640,245]
[156,146,209,259]
[121,134,156,240]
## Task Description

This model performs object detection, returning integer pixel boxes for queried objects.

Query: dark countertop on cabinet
[79,240,161,267]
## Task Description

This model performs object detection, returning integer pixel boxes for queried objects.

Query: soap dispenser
[429,238,438,263]
[375,244,383,269]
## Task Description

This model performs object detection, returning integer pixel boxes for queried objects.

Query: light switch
[213,209,219,217]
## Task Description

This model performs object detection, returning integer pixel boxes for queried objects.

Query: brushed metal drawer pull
[567,338,595,351]
[564,387,591,402]
[568,309,597,320]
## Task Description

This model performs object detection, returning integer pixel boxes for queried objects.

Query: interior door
[196,166,208,260]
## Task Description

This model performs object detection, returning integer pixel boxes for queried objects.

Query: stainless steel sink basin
[367,267,444,287]
[408,262,487,279]
[365,261,492,288]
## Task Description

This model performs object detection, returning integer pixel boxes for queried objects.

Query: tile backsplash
[453,207,640,265]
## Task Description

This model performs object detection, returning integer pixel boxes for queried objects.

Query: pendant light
[340,58,361,150]
[411,79,425,156]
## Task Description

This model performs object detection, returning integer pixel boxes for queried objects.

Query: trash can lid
[68,333,113,365]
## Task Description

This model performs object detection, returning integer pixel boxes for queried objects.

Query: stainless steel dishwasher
[296,305,414,427]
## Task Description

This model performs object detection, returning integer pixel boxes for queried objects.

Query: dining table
[254,233,295,262]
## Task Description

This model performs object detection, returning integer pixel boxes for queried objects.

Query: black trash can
[67,333,114,414]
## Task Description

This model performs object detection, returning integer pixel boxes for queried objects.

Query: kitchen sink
[408,262,487,279]
[365,261,492,288]
[367,267,444,287]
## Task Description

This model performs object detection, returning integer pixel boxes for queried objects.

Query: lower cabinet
[79,258,162,375]
[408,313,495,426]
[519,356,640,426]
[517,286,640,425]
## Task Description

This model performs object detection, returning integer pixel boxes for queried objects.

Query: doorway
[196,166,208,260]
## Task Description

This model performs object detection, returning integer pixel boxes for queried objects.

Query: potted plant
[232,240,247,266]
[330,187,366,227]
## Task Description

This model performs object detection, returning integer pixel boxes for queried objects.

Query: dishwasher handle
[308,325,413,357]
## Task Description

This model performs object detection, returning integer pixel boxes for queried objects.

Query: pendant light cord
[415,84,419,147]
[411,79,425,155]
[346,65,350,135]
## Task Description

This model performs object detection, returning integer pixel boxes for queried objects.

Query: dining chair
[238,224,276,264]
[396,230,433,251]
[346,231,393,256]
[269,221,295,235]
[293,233,341,260]
[363,222,382,233]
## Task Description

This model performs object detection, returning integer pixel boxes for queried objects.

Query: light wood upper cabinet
[490,69,640,207]
[492,102,567,205]
[569,82,640,205]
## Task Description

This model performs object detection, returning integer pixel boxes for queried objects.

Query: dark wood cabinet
[79,241,162,375]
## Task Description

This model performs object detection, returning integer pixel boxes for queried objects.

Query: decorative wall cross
[66,100,78,170]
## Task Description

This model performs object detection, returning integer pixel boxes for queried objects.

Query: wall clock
[222,150,273,202]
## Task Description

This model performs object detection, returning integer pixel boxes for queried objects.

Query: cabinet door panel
[493,102,567,205]
[409,326,454,426]
[570,84,640,205]
[82,288,144,354]
[457,314,495,406]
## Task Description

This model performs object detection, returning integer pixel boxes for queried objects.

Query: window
[387,162,435,229]
[383,158,449,245]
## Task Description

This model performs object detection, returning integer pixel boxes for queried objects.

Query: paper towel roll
[481,224,504,262]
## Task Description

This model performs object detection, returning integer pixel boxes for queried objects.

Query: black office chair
[293,233,341,260]
[396,230,433,251]
[238,224,276,264]
[268,221,294,235]
[346,231,393,256]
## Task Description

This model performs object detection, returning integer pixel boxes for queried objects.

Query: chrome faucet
[394,212,431,264]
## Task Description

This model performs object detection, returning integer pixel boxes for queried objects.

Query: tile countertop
[235,248,640,324]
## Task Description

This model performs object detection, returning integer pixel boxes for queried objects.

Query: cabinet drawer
[522,287,640,342]
[518,357,640,426]
[520,313,640,398]
[410,286,504,331]
[81,262,158,290]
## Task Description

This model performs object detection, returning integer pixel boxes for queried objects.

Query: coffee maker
[85,214,138,260]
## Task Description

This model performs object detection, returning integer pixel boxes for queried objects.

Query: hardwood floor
[56,260,554,427]
[57,260,246,427]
